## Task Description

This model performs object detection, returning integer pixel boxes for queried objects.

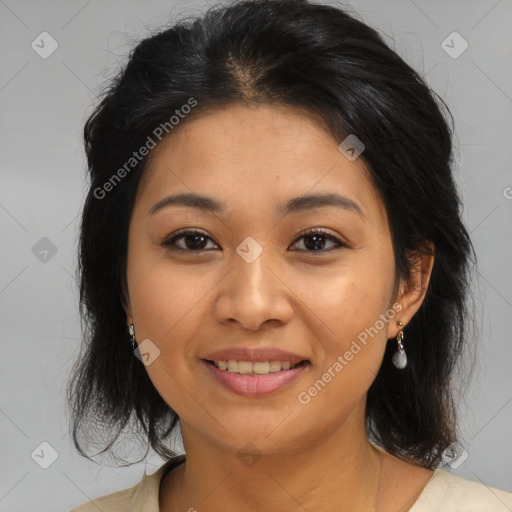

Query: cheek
[296,259,394,331]
[126,258,212,414]
[290,255,395,374]
[291,276,392,418]
[127,258,211,344]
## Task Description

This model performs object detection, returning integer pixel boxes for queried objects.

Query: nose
[213,247,294,331]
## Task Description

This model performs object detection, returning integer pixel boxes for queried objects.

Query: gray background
[0,0,511,510]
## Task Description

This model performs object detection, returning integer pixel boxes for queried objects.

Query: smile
[202,359,310,396]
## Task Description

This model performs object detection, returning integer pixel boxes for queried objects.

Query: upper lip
[202,346,309,364]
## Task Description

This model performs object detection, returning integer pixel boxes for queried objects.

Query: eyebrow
[148,192,365,218]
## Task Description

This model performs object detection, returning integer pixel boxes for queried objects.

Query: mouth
[203,359,309,375]
[201,359,311,396]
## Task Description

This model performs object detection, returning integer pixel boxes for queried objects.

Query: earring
[128,323,136,352]
[392,320,407,369]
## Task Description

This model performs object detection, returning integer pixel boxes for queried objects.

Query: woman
[68,0,512,510]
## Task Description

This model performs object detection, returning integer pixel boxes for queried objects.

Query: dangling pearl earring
[392,320,407,369]
[128,323,136,352]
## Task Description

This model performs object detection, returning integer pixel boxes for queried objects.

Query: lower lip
[202,360,310,397]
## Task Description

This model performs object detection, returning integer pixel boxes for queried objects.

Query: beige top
[70,454,512,511]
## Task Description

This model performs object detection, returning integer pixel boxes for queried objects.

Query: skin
[124,104,435,512]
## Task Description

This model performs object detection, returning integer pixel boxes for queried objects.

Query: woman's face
[125,104,419,454]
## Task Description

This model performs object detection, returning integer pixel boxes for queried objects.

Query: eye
[290,228,345,254]
[160,228,345,254]
[160,229,219,252]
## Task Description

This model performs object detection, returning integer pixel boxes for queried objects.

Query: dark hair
[67,0,476,469]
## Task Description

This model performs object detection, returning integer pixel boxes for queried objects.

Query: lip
[202,346,308,364]
[202,359,310,397]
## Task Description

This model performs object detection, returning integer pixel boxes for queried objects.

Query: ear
[124,305,133,328]
[386,241,434,339]
[120,280,133,327]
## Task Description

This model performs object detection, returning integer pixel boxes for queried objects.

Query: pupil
[186,234,206,249]
[305,234,324,251]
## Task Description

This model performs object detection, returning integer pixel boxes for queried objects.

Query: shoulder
[69,454,186,512]
[410,469,512,512]
[70,484,137,512]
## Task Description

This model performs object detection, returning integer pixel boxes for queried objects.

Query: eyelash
[160,228,345,255]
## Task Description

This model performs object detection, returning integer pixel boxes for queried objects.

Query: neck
[160,403,386,512]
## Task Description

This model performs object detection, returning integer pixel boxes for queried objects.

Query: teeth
[213,359,301,375]
[227,360,238,372]
[238,361,253,374]
[253,362,269,374]
[269,361,281,372]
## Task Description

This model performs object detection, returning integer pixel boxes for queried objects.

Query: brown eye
[161,230,219,252]
[290,228,345,253]
[160,228,345,254]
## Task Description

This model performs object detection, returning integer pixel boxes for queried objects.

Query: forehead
[135,104,385,223]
